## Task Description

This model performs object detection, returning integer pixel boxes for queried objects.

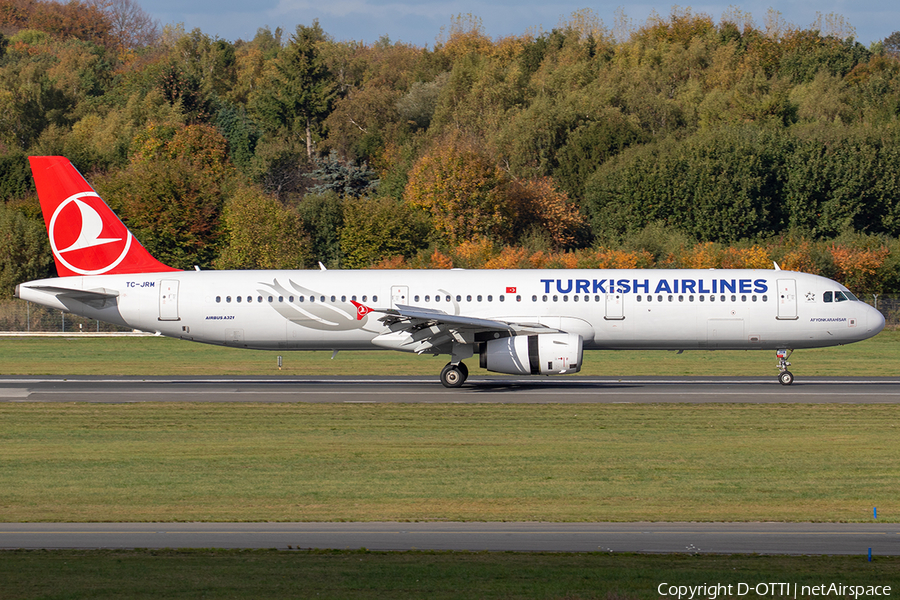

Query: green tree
[215,185,310,269]
[294,191,343,267]
[340,196,430,268]
[249,21,337,158]
[0,202,52,297]
[215,101,261,176]
[309,151,378,198]
[94,124,234,269]
[586,124,790,243]
[0,153,33,201]
[785,125,900,237]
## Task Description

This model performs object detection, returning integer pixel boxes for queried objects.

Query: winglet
[29,156,179,276]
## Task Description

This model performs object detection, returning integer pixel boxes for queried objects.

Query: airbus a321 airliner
[15,156,886,387]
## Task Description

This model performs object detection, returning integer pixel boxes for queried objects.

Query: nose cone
[867,305,886,338]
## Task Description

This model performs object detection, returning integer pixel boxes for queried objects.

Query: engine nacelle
[480,333,583,375]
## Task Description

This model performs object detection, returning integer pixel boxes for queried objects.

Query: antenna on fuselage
[773,262,781,270]
[318,262,327,271]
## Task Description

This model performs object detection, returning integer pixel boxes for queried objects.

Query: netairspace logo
[658,583,892,600]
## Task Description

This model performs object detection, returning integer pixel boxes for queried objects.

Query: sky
[139,1,897,48]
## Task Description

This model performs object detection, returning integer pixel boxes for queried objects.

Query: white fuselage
[16,268,885,352]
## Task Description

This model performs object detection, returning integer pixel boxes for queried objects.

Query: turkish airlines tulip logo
[49,192,133,275]
[351,300,373,320]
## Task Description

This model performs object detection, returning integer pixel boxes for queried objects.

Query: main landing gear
[440,362,469,388]
[776,349,794,385]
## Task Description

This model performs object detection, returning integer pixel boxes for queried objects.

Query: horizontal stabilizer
[20,284,119,309]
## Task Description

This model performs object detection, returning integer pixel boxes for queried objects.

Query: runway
[3,375,900,403]
[1,522,898,554]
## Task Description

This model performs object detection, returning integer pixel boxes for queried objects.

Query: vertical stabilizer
[29,156,179,276]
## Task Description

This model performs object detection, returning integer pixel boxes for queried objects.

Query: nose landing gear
[776,349,794,385]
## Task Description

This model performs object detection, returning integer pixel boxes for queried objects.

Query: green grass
[2,550,898,600]
[0,329,898,376]
[2,403,898,522]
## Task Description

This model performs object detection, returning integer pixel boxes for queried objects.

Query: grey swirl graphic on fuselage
[258,279,377,332]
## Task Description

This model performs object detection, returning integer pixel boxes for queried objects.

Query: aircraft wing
[392,304,557,333]
[374,304,558,354]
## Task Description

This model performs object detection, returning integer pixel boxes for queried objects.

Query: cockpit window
[824,290,854,303]
[845,290,859,301]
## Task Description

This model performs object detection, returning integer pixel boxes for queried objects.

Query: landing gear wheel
[776,348,794,386]
[457,361,469,382]
[440,363,466,388]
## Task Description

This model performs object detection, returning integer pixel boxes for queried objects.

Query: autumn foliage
[3,4,900,299]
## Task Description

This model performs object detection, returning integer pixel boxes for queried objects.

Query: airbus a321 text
[16,156,886,387]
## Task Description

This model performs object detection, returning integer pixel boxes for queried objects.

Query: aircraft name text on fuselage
[540,278,770,295]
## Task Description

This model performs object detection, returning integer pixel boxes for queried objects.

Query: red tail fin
[29,156,179,276]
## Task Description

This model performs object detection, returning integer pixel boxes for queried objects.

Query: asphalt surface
[3,375,900,403]
[4,375,897,555]
[2,522,898,555]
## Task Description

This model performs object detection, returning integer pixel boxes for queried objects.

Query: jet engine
[480,333,583,375]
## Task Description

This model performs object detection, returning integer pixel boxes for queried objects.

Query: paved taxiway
[3,375,900,403]
[2,522,898,554]
[4,376,897,554]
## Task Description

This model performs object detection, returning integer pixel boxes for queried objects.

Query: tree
[785,125,900,237]
[215,186,310,269]
[585,124,791,243]
[89,0,158,50]
[215,101,261,176]
[308,151,378,198]
[94,125,234,269]
[505,177,588,248]
[295,191,343,267]
[884,31,900,58]
[340,196,429,268]
[404,132,511,244]
[0,201,52,297]
[249,21,337,158]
